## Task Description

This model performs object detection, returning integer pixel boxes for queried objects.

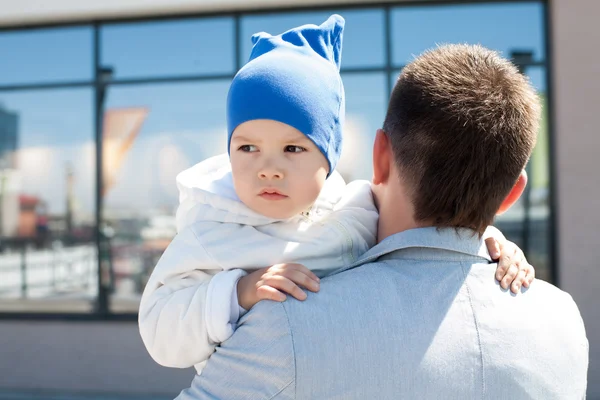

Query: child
[138,15,531,374]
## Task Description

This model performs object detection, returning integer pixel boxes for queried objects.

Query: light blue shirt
[177,227,589,399]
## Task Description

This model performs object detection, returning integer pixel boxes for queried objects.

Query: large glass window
[101,18,236,79]
[101,81,230,313]
[495,66,551,281]
[0,89,96,313]
[0,27,93,86]
[338,73,387,181]
[390,2,545,67]
[0,1,551,317]
[241,9,385,69]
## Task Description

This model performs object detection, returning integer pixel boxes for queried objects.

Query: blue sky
[0,1,547,215]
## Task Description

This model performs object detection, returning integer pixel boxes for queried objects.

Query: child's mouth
[259,189,288,200]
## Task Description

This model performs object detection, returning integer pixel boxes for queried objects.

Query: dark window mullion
[542,0,557,287]
[93,22,109,317]
[384,5,393,99]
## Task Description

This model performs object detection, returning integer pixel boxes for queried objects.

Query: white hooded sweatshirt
[138,154,378,373]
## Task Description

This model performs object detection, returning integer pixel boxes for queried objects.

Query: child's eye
[238,145,258,152]
[285,145,306,153]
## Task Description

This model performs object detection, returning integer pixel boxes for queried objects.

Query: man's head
[373,44,541,238]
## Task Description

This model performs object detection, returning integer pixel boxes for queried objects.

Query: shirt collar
[331,226,492,276]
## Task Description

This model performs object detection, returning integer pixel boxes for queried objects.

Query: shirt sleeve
[175,300,296,400]
[204,268,247,344]
[138,227,222,368]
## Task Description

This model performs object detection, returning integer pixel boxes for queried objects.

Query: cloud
[12,128,228,220]
[103,128,228,214]
[336,115,375,182]
[16,142,95,218]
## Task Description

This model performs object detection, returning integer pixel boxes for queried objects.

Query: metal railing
[0,243,97,299]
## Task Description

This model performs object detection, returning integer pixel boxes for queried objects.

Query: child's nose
[258,166,284,180]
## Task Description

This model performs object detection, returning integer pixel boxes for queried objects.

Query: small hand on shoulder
[237,263,320,310]
[485,237,535,294]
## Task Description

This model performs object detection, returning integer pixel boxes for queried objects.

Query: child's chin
[263,210,297,220]
[255,206,298,220]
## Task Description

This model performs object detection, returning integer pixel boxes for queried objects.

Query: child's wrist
[236,274,257,310]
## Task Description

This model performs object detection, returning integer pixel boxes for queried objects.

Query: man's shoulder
[242,299,292,332]
[522,277,573,297]
[240,299,297,350]
[230,299,296,370]
[520,277,584,319]
[471,263,580,306]
[282,258,413,320]
[178,300,296,400]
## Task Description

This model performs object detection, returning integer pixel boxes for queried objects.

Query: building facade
[0,0,597,398]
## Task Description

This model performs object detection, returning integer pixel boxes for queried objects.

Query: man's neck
[377,212,423,243]
[373,183,424,243]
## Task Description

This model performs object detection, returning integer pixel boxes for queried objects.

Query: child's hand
[237,263,320,310]
[485,237,535,294]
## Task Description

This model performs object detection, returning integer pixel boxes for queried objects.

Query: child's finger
[485,237,501,260]
[256,285,287,302]
[523,264,535,288]
[287,263,320,282]
[495,255,510,281]
[496,246,517,282]
[262,276,307,301]
[280,269,320,292]
[495,264,506,282]
[500,264,519,290]
[511,269,527,294]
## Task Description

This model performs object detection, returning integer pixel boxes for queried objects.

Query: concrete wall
[551,0,600,397]
[0,321,193,397]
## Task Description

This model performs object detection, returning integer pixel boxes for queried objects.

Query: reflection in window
[101,81,230,312]
[101,18,235,79]
[390,69,401,94]
[241,9,385,69]
[495,66,551,282]
[0,27,93,86]
[0,2,554,317]
[391,2,545,67]
[338,73,387,182]
[0,89,96,312]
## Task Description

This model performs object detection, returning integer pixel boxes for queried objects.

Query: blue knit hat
[227,14,345,176]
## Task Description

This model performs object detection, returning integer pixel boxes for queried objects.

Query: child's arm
[138,226,245,369]
[484,226,535,294]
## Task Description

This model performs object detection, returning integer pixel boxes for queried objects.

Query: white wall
[551,0,600,397]
[0,0,410,27]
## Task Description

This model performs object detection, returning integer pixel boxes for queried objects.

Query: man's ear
[496,169,528,215]
[372,129,392,185]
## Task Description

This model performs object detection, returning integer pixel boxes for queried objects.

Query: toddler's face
[230,119,329,219]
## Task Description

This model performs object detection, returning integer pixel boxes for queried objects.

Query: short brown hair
[383,44,541,235]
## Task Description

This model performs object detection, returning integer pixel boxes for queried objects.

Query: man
[177,44,589,399]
